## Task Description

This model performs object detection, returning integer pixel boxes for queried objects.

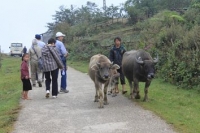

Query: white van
[9,43,23,57]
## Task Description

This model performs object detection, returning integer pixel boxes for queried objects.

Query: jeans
[45,69,59,96]
[60,56,67,90]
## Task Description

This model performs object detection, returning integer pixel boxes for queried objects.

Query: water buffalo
[122,49,158,101]
[108,71,120,97]
[88,54,120,108]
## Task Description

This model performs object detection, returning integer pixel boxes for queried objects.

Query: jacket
[21,61,30,79]
[109,45,126,66]
[29,44,42,62]
[42,45,64,72]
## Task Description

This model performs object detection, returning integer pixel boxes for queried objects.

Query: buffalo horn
[136,57,144,64]
[153,54,159,63]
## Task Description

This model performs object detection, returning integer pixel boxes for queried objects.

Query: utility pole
[103,0,106,16]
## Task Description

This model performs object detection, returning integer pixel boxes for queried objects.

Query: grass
[68,59,200,133]
[0,55,22,133]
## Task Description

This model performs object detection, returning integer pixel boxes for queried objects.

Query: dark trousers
[117,67,126,85]
[44,69,59,96]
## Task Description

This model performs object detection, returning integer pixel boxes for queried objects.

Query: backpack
[32,46,43,70]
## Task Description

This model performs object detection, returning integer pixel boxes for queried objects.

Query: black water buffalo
[122,49,158,101]
[88,54,120,108]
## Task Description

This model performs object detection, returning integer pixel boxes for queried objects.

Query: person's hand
[25,76,28,79]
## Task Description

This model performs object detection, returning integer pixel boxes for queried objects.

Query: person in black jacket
[109,37,127,94]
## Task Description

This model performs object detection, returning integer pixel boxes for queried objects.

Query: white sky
[0,0,126,53]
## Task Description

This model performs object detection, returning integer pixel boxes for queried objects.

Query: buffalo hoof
[112,93,117,97]
[130,93,134,99]
[98,106,104,109]
[94,99,99,102]
[143,98,149,102]
[135,95,141,99]
[104,102,109,105]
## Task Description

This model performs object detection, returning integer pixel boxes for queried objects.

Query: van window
[11,43,22,47]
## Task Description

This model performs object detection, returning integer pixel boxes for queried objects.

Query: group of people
[20,33,127,100]
[20,32,69,100]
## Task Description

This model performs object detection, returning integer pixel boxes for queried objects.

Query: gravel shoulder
[12,67,176,133]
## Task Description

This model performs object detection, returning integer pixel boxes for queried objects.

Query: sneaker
[38,82,42,87]
[52,96,57,99]
[60,89,69,93]
[46,90,50,98]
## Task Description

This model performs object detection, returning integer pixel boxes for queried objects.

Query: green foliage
[137,8,200,89]
[48,0,200,89]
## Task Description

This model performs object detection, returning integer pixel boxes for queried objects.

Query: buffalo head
[136,55,158,80]
[91,62,120,80]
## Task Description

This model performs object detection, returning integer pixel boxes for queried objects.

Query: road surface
[12,67,176,133]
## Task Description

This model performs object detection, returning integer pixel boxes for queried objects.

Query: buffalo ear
[111,64,120,70]
[91,64,99,71]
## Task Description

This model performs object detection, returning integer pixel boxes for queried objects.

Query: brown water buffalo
[108,70,120,97]
[122,49,158,101]
[88,54,120,108]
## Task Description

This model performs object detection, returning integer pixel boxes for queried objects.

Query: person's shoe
[63,90,69,93]
[38,82,42,87]
[60,89,69,93]
[46,90,50,98]
[122,90,127,94]
[52,96,57,99]
[32,84,36,87]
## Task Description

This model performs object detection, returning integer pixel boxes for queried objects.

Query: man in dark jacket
[109,37,127,94]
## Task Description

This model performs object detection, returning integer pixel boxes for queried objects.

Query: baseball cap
[35,34,41,39]
[56,32,65,37]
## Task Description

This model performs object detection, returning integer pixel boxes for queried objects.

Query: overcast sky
[0,0,126,53]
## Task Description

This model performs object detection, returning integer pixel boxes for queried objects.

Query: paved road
[12,67,176,133]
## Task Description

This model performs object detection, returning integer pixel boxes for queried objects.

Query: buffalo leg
[144,81,151,101]
[134,79,140,99]
[94,84,99,102]
[128,80,134,99]
[98,83,104,108]
[104,83,109,105]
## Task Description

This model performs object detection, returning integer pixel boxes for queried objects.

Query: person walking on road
[22,46,27,55]
[28,39,43,87]
[35,34,45,81]
[42,38,64,99]
[109,37,127,94]
[55,32,69,93]
[21,53,32,100]
[35,34,45,48]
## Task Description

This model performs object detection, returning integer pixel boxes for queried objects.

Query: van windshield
[11,43,22,47]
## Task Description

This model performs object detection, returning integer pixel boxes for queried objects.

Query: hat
[35,34,41,40]
[56,32,65,37]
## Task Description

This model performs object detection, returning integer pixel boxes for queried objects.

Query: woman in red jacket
[21,53,32,100]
